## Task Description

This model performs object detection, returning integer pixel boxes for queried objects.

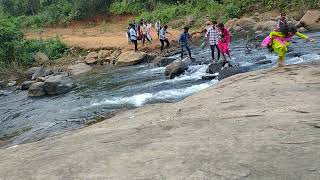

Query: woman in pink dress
[217,23,232,65]
[147,21,153,41]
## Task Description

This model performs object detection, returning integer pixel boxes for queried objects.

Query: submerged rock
[21,81,35,90]
[67,63,92,76]
[165,61,188,79]
[28,82,46,97]
[206,62,224,74]
[218,66,250,80]
[43,75,76,96]
[116,51,152,67]
[0,81,6,89]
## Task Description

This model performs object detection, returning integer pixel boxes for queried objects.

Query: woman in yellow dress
[261,26,315,67]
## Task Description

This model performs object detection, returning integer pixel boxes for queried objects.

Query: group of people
[128,13,315,68]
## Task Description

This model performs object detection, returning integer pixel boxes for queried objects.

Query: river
[0,32,319,148]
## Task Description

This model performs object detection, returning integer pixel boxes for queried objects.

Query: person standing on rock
[160,25,172,52]
[129,24,138,52]
[179,27,193,59]
[205,21,220,62]
[275,13,288,31]
[217,23,232,66]
[261,25,315,67]
[147,21,153,40]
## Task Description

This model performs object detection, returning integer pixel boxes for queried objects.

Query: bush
[0,16,67,67]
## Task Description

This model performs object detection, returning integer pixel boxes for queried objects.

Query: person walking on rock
[217,23,232,66]
[129,24,138,51]
[155,19,161,39]
[147,21,153,40]
[205,21,220,62]
[141,22,152,46]
[261,25,315,67]
[160,25,172,52]
[179,27,192,59]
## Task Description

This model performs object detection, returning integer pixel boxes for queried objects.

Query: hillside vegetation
[0,0,319,76]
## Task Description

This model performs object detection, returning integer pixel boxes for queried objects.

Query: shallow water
[1,32,319,147]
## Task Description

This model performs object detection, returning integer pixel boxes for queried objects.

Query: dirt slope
[1,63,320,179]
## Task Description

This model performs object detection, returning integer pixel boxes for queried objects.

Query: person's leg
[186,44,192,58]
[180,45,184,59]
[215,45,220,61]
[134,40,138,51]
[160,39,164,52]
[277,56,285,67]
[210,45,215,60]
[146,35,152,43]
[165,39,170,48]
[142,35,146,46]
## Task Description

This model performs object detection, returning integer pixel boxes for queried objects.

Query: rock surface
[98,50,112,59]
[28,82,46,97]
[43,75,76,95]
[67,63,93,76]
[1,63,320,179]
[21,81,35,90]
[31,67,53,80]
[34,52,49,65]
[0,81,5,89]
[165,61,188,79]
[298,10,320,30]
[153,57,176,67]
[7,81,17,87]
[116,51,151,67]
[25,67,42,78]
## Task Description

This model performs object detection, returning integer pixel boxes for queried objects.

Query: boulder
[153,57,176,67]
[0,81,5,89]
[297,10,320,30]
[226,18,256,31]
[85,57,98,65]
[165,61,188,79]
[25,67,42,78]
[67,63,92,76]
[110,50,122,63]
[86,52,99,59]
[31,67,53,80]
[206,62,224,74]
[35,52,49,65]
[28,82,46,97]
[255,59,272,65]
[7,81,17,87]
[43,75,76,95]
[21,81,35,90]
[253,21,277,31]
[218,66,250,80]
[36,76,51,82]
[298,27,307,33]
[98,50,112,59]
[116,51,152,67]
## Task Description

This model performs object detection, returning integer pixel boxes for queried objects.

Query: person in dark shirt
[178,27,192,59]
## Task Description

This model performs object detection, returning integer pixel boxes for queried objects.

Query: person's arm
[166,31,172,35]
[296,32,315,42]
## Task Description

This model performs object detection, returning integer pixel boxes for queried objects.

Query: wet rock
[253,56,267,62]
[98,50,112,59]
[36,76,51,82]
[206,62,224,74]
[25,67,42,78]
[43,75,76,95]
[202,74,217,80]
[35,52,49,65]
[153,57,176,67]
[16,86,21,90]
[165,61,188,79]
[255,59,272,65]
[7,81,17,87]
[116,51,152,67]
[67,63,92,76]
[298,27,307,33]
[21,81,35,90]
[28,82,46,97]
[286,52,303,58]
[218,66,250,80]
[0,81,5,89]
[31,67,53,80]
[297,10,320,30]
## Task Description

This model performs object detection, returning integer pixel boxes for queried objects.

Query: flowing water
[1,32,319,147]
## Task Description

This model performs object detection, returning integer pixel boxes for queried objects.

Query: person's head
[217,23,224,30]
[279,24,290,35]
[183,26,189,33]
[206,21,212,26]
[280,13,286,20]
[212,20,218,26]
[164,25,168,29]
[130,23,135,28]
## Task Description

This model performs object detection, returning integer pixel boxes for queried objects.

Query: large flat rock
[1,63,320,179]
[116,51,151,67]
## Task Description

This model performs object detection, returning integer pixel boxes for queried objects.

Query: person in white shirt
[129,24,138,51]
[159,25,172,52]
[155,20,161,39]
